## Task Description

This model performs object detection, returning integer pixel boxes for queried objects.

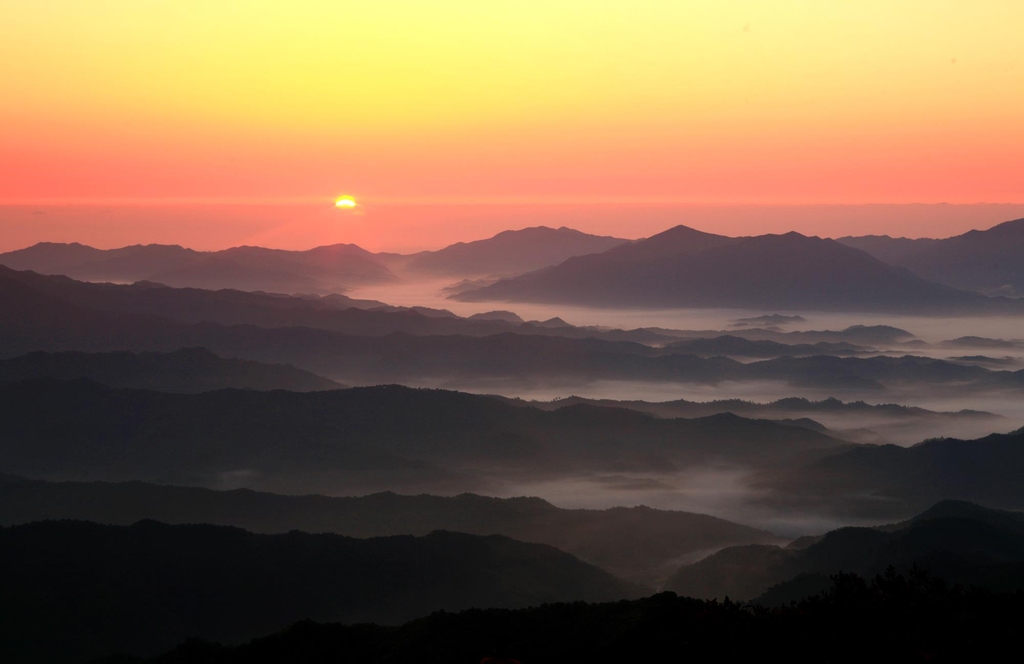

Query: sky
[2,1,1023,249]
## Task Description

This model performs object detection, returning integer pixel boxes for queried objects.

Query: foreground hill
[840,217,1024,296]
[758,428,1024,519]
[0,349,339,392]
[0,242,396,293]
[0,520,641,663]
[0,380,847,496]
[0,475,779,586]
[137,571,1021,664]
[398,226,629,277]
[666,501,1024,602]
[456,226,996,313]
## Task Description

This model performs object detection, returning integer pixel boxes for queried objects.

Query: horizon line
[3,217,1018,255]
[4,196,1024,207]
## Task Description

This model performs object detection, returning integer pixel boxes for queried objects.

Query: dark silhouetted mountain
[400,226,628,277]
[150,244,396,293]
[0,266,679,345]
[942,335,1024,349]
[735,354,1024,392]
[0,265,931,350]
[0,520,641,663]
[0,381,846,495]
[0,476,780,586]
[677,324,916,346]
[664,335,872,358]
[759,324,914,344]
[525,395,993,420]
[5,267,1023,394]
[0,242,199,278]
[0,349,339,392]
[758,428,1024,519]
[136,571,1024,664]
[840,218,1024,296]
[468,310,526,323]
[516,395,1003,446]
[666,501,1024,602]
[456,226,998,313]
[532,316,571,328]
[948,355,1019,368]
[0,242,396,294]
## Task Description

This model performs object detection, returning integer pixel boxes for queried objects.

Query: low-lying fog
[337,279,1024,535]
[214,464,879,539]
[350,279,1024,429]
[348,279,1024,347]
[490,468,868,538]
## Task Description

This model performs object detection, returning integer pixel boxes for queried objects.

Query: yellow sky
[2,1,1023,206]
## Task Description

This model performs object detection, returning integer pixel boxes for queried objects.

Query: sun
[334,195,357,209]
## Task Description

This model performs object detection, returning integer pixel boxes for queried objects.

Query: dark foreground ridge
[0,475,780,586]
[123,569,1018,664]
[666,499,1024,601]
[0,520,642,663]
[7,501,1024,663]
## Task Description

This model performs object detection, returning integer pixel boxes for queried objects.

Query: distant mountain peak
[402,226,628,277]
[0,240,395,294]
[455,224,991,313]
[839,216,1024,295]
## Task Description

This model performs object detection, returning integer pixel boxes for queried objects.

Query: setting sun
[335,196,357,209]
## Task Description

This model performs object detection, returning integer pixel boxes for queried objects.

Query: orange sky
[2,1,1023,244]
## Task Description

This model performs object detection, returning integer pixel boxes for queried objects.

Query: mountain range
[390,226,628,276]
[0,265,670,345]
[4,269,1023,392]
[667,500,1024,602]
[6,377,1022,522]
[517,395,1003,445]
[0,242,397,294]
[758,427,1024,519]
[1,265,937,350]
[138,575,1024,664]
[840,217,1024,296]
[0,474,779,586]
[456,225,1005,313]
[0,226,630,293]
[0,348,339,392]
[0,380,848,495]
[663,335,874,358]
[7,266,1024,396]
[7,220,1024,313]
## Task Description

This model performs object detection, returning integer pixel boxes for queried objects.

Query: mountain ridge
[839,217,1024,296]
[456,225,1004,313]
[0,474,781,586]
[0,348,339,392]
[666,499,1024,602]
[0,519,643,662]
[399,225,629,276]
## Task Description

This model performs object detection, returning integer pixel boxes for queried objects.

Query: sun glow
[335,196,357,209]
[3,2,1024,206]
